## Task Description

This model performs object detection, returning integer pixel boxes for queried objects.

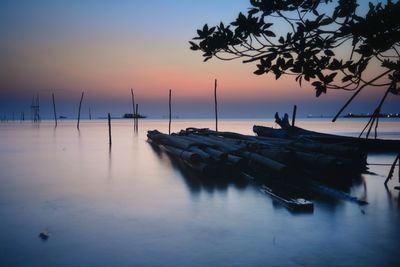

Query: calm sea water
[0,118,399,267]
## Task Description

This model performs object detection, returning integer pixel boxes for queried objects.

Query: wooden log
[162,145,201,163]
[176,134,245,164]
[204,147,227,161]
[188,147,212,161]
[178,135,229,153]
[194,128,260,142]
[171,136,214,160]
[241,151,287,173]
[258,148,296,164]
[148,131,190,149]
[226,154,246,166]
[188,134,244,152]
[149,132,215,161]
[174,135,207,147]
[294,151,339,171]
[290,140,364,158]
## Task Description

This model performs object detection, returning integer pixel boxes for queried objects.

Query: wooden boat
[259,185,314,212]
[253,125,400,152]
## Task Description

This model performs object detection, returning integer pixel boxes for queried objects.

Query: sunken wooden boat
[253,112,400,152]
[253,125,400,152]
[259,185,314,212]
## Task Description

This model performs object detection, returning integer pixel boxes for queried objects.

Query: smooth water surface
[0,118,399,267]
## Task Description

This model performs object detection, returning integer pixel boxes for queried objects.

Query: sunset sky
[0,0,397,119]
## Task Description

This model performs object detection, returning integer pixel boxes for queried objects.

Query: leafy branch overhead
[190,0,400,100]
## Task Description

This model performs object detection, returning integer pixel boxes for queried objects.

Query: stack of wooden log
[147,127,367,184]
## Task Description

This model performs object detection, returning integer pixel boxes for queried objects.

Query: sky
[0,0,398,119]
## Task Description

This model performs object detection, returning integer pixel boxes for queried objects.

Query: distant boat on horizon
[122,113,146,119]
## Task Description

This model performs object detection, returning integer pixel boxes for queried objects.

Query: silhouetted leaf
[342,75,353,82]
[254,69,265,75]
[324,50,335,56]
[189,41,199,50]
[264,30,276,37]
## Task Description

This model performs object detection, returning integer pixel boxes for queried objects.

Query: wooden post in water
[108,113,112,146]
[385,154,400,186]
[89,108,92,120]
[214,79,218,132]
[131,88,135,127]
[169,89,172,135]
[52,93,57,127]
[135,103,139,132]
[291,105,297,127]
[36,94,40,122]
[77,92,84,129]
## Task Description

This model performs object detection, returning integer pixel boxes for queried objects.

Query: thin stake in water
[291,105,297,127]
[52,93,57,127]
[135,103,139,132]
[108,113,112,145]
[169,89,172,135]
[77,92,84,129]
[214,79,218,132]
[131,88,136,128]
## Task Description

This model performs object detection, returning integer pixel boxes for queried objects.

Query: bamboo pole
[291,105,297,127]
[36,94,40,122]
[384,154,400,186]
[169,89,172,135]
[131,88,135,127]
[108,113,112,145]
[135,103,139,132]
[214,79,218,132]
[52,93,57,127]
[77,92,84,129]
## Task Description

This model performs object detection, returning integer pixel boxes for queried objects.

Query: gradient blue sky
[0,0,397,119]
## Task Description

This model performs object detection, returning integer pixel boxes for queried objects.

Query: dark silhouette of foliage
[190,0,400,138]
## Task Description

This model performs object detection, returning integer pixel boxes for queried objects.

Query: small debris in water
[39,230,49,240]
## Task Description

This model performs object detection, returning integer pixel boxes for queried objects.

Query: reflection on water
[0,119,399,267]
